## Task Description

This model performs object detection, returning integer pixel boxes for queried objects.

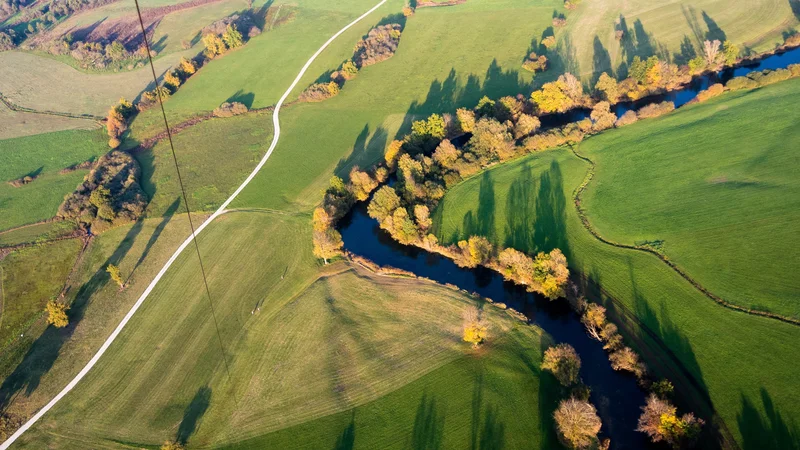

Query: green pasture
[0,222,77,247]
[14,211,557,449]
[0,239,83,376]
[134,111,274,216]
[580,78,800,319]
[0,128,109,231]
[432,90,800,447]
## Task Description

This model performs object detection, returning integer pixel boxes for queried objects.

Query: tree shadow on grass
[702,11,726,42]
[176,385,212,444]
[791,0,800,20]
[592,36,613,85]
[226,90,256,109]
[125,197,180,283]
[461,171,496,241]
[411,393,445,450]
[737,388,799,450]
[334,124,388,177]
[333,412,356,450]
[0,219,145,409]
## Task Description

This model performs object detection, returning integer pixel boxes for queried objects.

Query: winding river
[338,45,800,449]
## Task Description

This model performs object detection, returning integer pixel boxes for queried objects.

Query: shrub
[45,300,69,328]
[609,346,646,378]
[552,17,567,27]
[542,35,556,49]
[785,33,800,48]
[590,101,616,132]
[299,81,340,102]
[614,110,638,127]
[340,60,358,80]
[163,70,181,92]
[532,80,573,113]
[108,137,121,149]
[554,398,602,449]
[542,343,581,386]
[456,108,476,133]
[694,83,724,102]
[462,306,488,347]
[353,24,402,67]
[107,264,124,287]
[637,394,703,448]
[651,379,674,399]
[213,101,248,117]
[636,101,674,119]
[522,53,548,72]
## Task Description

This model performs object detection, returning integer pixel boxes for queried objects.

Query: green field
[579,78,800,319]
[432,82,800,448]
[135,111,274,216]
[0,103,99,140]
[12,211,558,449]
[0,128,109,231]
[0,222,77,247]
[0,239,83,376]
[565,0,799,79]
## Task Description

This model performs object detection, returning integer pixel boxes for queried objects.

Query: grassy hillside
[0,239,83,375]
[135,111,274,216]
[432,84,800,447]
[579,78,800,319]
[0,103,98,140]
[14,211,558,449]
[564,0,799,80]
[0,128,109,231]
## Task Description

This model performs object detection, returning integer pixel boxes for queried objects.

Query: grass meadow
[432,81,800,448]
[0,103,99,140]
[0,128,109,231]
[13,211,558,449]
[580,77,800,319]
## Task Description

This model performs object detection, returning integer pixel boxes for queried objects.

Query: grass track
[432,83,800,447]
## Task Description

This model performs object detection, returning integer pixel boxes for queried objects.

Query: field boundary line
[0,92,104,121]
[569,146,800,327]
[0,1,388,447]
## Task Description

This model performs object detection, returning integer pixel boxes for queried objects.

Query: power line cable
[132,0,233,383]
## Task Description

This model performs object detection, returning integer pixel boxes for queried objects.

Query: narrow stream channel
[337,45,800,449]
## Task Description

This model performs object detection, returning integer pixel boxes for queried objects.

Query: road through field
[0,0,388,447]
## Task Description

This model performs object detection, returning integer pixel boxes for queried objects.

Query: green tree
[629,56,647,83]
[722,40,739,65]
[45,300,69,328]
[222,24,243,49]
[594,72,619,102]
[531,81,572,113]
[367,186,401,222]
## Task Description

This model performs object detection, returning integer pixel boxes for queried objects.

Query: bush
[299,81,340,102]
[542,343,581,386]
[609,346,646,378]
[636,101,674,119]
[462,306,488,347]
[45,300,69,328]
[456,108,476,133]
[213,101,248,117]
[353,24,402,67]
[614,110,638,127]
[522,53,548,72]
[637,394,703,448]
[694,83,724,102]
[590,101,616,132]
[554,398,602,449]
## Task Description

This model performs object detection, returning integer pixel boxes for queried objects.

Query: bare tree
[703,39,721,65]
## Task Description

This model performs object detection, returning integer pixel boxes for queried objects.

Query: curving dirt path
[0,1,388,447]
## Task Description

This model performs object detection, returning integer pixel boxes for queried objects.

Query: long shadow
[503,162,534,251]
[791,0,800,20]
[334,124,388,177]
[411,393,445,450]
[737,388,799,450]
[681,5,704,46]
[478,404,505,450]
[0,219,145,408]
[675,35,698,65]
[333,412,356,450]
[127,197,181,282]
[462,171,496,240]
[176,385,212,444]
[702,11,727,42]
[533,160,568,255]
[592,36,613,85]
[226,90,256,109]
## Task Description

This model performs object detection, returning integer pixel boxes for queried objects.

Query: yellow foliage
[179,57,196,75]
[463,322,487,347]
[45,300,69,328]
[385,139,404,168]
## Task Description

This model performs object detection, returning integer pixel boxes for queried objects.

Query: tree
[514,113,540,138]
[340,60,358,79]
[349,167,378,201]
[722,40,739,65]
[456,108,476,133]
[590,101,616,132]
[312,207,331,232]
[475,96,496,117]
[594,72,619,103]
[581,303,606,341]
[554,398,602,449]
[651,379,674,399]
[105,40,125,61]
[559,72,583,101]
[637,394,703,448]
[178,57,196,75]
[203,33,226,57]
[466,236,493,266]
[688,56,706,74]
[542,343,581,386]
[629,56,647,84]
[312,228,343,264]
[107,264,124,288]
[163,70,181,92]
[45,300,69,328]
[542,35,556,49]
[534,249,569,300]
[367,186,401,222]
[222,24,243,49]
[385,139,404,168]
[414,204,432,231]
[609,346,646,378]
[433,139,459,169]
[703,39,721,66]
[160,441,185,450]
[462,306,488,347]
[466,118,515,160]
[531,80,572,113]
[106,108,126,139]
